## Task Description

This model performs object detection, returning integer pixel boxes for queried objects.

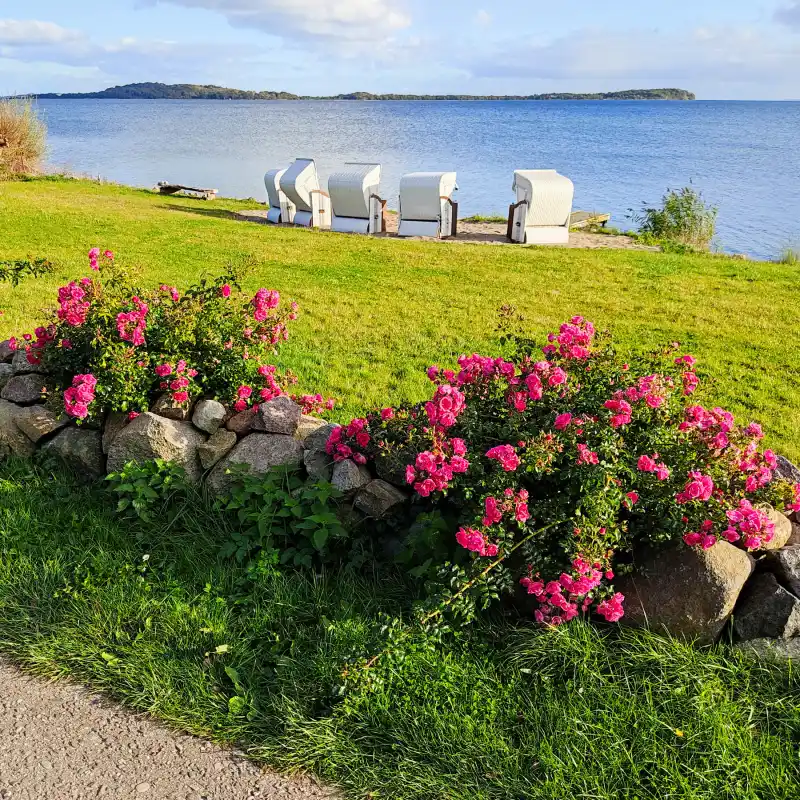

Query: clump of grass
[629,186,717,251]
[777,247,799,265]
[0,98,47,178]
[461,213,508,224]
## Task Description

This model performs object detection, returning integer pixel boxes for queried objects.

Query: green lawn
[1,176,798,463]
[1,459,799,800]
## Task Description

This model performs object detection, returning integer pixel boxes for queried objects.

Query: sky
[1,1,799,99]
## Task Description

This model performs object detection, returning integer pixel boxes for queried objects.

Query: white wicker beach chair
[397,172,458,238]
[328,163,385,234]
[264,167,296,224]
[279,158,331,229]
[507,170,574,244]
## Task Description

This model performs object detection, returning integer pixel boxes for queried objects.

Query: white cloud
[475,10,492,27]
[0,19,83,45]
[465,26,800,87]
[152,0,411,43]
[775,3,800,29]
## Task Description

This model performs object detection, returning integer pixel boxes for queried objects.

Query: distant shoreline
[19,82,696,102]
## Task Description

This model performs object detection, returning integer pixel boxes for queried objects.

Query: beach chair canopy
[399,172,457,221]
[513,170,574,227]
[280,158,320,213]
[328,163,381,221]
[264,168,286,210]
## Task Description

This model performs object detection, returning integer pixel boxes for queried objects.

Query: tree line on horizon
[23,82,696,102]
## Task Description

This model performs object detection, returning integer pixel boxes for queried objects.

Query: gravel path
[0,661,338,800]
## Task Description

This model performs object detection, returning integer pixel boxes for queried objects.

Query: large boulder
[766,545,800,597]
[775,455,800,484]
[41,427,104,477]
[102,412,129,454]
[207,433,304,495]
[735,638,800,663]
[107,412,207,484]
[252,396,301,435]
[151,392,192,421]
[0,363,13,390]
[1,374,46,405]
[732,573,800,641]
[616,540,754,644]
[761,508,793,551]
[302,422,337,483]
[13,405,67,443]
[191,399,226,434]
[354,479,408,518]
[0,399,36,457]
[331,459,372,493]
[0,340,14,363]
[11,349,45,375]
[198,428,237,470]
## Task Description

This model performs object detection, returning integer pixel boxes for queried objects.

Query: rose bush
[330,313,800,626]
[9,249,333,420]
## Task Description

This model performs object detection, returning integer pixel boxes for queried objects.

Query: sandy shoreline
[232,209,661,251]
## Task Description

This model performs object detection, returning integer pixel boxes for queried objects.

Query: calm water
[37,99,800,260]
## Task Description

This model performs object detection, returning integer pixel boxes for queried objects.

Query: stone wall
[2,339,800,658]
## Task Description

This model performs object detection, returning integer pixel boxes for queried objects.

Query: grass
[0,176,798,461]
[778,248,799,266]
[629,186,717,251]
[1,458,799,799]
[0,98,46,177]
[461,213,508,224]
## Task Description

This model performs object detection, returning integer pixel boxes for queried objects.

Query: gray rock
[303,423,338,454]
[735,638,800,663]
[354,479,408,518]
[375,448,415,488]
[331,459,372,493]
[789,522,800,547]
[616,540,754,644]
[225,407,257,436]
[151,392,192,421]
[0,373,46,405]
[733,572,800,641]
[761,507,793,551]
[13,405,67,443]
[252,396,301,435]
[41,427,104,477]
[102,412,129,454]
[0,399,36,457]
[776,455,800,484]
[295,414,329,441]
[0,339,14,363]
[11,348,46,374]
[0,363,13,389]
[304,449,333,483]
[191,399,226,434]
[766,545,800,597]
[207,433,304,495]
[197,428,237,470]
[107,412,207,484]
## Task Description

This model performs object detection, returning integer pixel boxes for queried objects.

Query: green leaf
[312,528,329,550]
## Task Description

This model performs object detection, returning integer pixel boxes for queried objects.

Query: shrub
[332,311,799,627]
[629,186,717,250]
[106,459,189,522]
[9,249,333,421]
[219,465,352,569]
[777,247,799,266]
[0,98,47,178]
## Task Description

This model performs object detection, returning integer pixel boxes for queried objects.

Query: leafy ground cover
[1,177,798,459]
[1,458,799,800]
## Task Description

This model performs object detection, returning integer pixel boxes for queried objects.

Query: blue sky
[1,1,799,98]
